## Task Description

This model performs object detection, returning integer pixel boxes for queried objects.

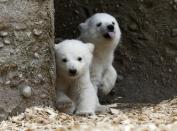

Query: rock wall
[55,0,177,103]
[0,0,55,120]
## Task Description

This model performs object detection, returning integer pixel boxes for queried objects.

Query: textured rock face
[55,0,177,103]
[0,0,55,120]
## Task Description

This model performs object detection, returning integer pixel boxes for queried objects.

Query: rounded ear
[78,23,87,31]
[54,44,59,52]
[54,44,57,49]
[86,43,95,53]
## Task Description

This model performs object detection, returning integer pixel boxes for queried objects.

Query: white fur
[55,39,102,115]
[79,13,121,95]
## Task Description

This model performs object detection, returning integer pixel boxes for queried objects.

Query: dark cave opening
[54,0,177,104]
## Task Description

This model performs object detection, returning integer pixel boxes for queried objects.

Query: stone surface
[21,86,32,98]
[0,41,4,48]
[54,0,177,103]
[171,28,177,37]
[0,0,55,120]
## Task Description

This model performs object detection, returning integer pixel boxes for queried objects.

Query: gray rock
[3,39,10,45]
[21,86,32,98]
[0,42,4,48]
[0,32,8,37]
[33,29,42,36]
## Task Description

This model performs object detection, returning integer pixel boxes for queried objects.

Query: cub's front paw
[75,111,94,116]
[98,86,111,96]
[56,98,73,111]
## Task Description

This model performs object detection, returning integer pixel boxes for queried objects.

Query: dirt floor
[1,97,177,130]
[54,0,177,104]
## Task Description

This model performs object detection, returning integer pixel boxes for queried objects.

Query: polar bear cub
[55,39,100,115]
[79,13,121,95]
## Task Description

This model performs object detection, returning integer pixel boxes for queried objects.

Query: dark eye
[62,58,67,63]
[112,22,115,25]
[96,22,102,27]
[77,57,82,61]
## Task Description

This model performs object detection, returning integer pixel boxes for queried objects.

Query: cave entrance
[54,0,177,104]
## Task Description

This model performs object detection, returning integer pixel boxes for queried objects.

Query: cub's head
[79,13,121,44]
[55,40,94,79]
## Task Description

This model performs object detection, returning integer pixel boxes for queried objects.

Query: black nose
[69,69,77,75]
[107,25,114,31]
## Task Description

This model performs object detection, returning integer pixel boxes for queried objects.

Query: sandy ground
[0,97,177,131]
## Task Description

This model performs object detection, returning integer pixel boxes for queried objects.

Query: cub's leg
[56,91,75,114]
[99,65,117,95]
[75,86,97,116]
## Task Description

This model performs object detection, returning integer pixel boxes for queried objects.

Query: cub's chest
[66,82,81,95]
